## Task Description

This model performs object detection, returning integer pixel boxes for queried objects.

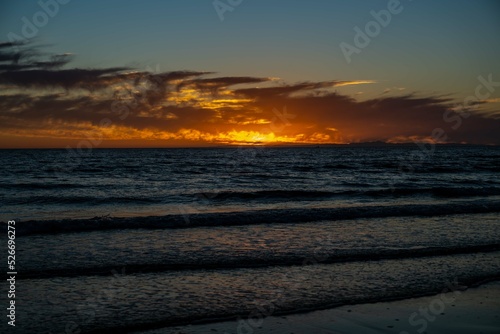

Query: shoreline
[135,280,500,334]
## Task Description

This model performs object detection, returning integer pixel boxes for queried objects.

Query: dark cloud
[193,76,268,85]
[233,81,341,99]
[0,68,132,90]
[0,40,29,62]
[0,42,208,91]
[188,76,270,89]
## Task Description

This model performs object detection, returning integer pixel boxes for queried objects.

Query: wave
[4,185,500,205]
[195,186,500,201]
[18,244,500,280]
[6,195,164,205]
[475,166,500,172]
[322,163,353,169]
[365,186,500,198]
[0,183,86,190]
[91,275,500,334]
[7,199,500,235]
[194,189,335,200]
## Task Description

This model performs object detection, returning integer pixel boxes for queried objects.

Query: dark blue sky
[2,0,499,99]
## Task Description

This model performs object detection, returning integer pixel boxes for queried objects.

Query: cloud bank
[1,42,499,147]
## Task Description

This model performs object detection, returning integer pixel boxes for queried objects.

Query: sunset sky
[1,0,499,148]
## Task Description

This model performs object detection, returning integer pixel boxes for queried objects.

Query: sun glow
[217,130,296,144]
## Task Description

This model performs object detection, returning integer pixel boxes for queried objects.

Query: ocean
[1,145,500,333]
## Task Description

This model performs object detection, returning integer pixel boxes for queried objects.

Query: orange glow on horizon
[0,123,341,147]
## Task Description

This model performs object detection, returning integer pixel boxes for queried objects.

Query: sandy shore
[138,280,500,334]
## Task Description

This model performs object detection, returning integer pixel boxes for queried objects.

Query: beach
[143,280,500,334]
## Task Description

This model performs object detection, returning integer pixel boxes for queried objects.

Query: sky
[0,0,499,148]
